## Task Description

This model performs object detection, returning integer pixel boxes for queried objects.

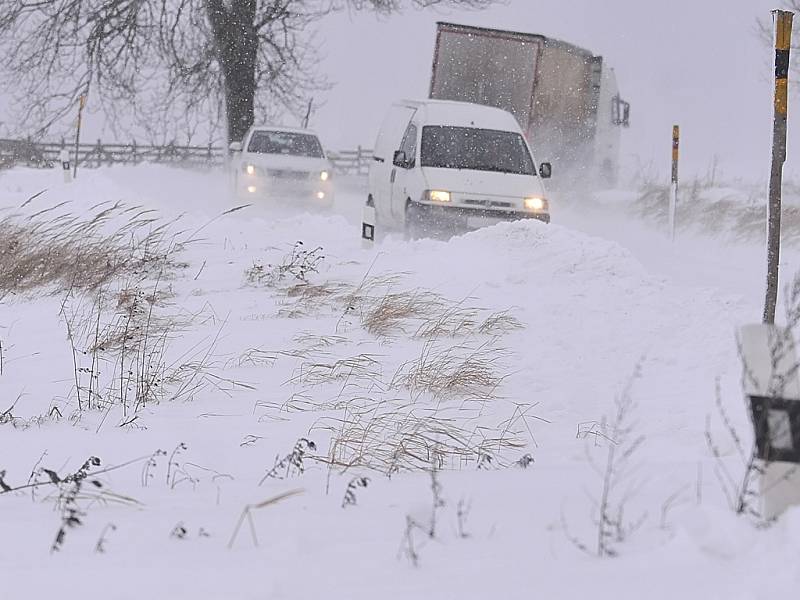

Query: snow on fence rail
[0,138,372,176]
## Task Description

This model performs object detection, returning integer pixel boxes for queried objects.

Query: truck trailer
[429,22,629,188]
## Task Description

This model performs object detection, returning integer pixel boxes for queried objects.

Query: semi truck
[429,22,630,188]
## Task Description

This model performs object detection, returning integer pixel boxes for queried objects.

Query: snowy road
[1,165,798,599]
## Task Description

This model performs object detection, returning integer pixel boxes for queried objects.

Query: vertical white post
[739,323,800,519]
[669,125,679,241]
[59,148,71,183]
[361,198,376,249]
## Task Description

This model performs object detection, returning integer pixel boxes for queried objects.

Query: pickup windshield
[247,131,324,158]
[420,126,535,175]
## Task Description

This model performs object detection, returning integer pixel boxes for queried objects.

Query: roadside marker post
[669,125,679,241]
[361,197,376,249]
[764,10,794,325]
[59,148,71,183]
[739,323,800,519]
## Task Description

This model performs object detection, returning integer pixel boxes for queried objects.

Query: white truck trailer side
[429,22,629,188]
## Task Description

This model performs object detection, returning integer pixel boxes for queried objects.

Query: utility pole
[764,10,794,324]
[301,98,313,129]
[669,125,679,241]
[72,94,87,179]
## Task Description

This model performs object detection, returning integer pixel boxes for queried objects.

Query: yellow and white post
[764,10,793,325]
[668,125,679,241]
[752,9,800,522]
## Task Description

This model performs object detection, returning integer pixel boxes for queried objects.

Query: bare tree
[0,0,496,144]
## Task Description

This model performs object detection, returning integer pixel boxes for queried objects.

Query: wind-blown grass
[0,199,178,299]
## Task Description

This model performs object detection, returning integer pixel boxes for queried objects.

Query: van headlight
[320,170,330,182]
[427,190,451,203]
[524,196,547,211]
[244,164,261,176]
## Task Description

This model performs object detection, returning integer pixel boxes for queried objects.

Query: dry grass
[284,353,383,388]
[203,264,544,482]
[392,340,507,401]
[630,177,800,244]
[243,324,535,476]
[0,200,178,299]
[248,264,522,344]
[311,398,533,475]
[238,271,534,475]
[90,285,176,353]
[414,304,480,339]
[478,310,524,335]
[292,331,349,349]
[59,281,206,417]
[274,281,354,319]
[286,281,350,302]
[0,196,231,421]
[362,290,441,337]
[227,332,351,370]
[255,392,353,417]
[245,242,324,288]
[344,277,523,341]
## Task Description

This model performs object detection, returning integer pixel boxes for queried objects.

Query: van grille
[464,198,513,209]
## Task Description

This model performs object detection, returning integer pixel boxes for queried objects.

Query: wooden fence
[0,138,373,176]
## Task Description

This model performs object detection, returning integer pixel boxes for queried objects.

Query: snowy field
[1,164,798,599]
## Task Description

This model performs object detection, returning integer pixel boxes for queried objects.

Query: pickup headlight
[320,170,330,181]
[427,190,451,203]
[524,196,547,211]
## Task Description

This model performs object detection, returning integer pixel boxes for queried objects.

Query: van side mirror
[539,162,552,178]
[393,150,408,168]
[229,141,242,153]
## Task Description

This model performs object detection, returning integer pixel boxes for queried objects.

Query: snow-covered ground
[0,165,798,599]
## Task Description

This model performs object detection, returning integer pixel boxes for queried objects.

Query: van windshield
[247,131,324,158]
[420,126,535,175]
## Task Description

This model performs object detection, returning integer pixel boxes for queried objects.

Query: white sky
[313,0,792,182]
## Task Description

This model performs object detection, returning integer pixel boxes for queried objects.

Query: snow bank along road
[0,165,798,599]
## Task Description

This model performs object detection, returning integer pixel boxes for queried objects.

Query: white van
[368,99,551,237]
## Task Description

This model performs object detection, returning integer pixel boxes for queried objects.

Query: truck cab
[369,99,551,238]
